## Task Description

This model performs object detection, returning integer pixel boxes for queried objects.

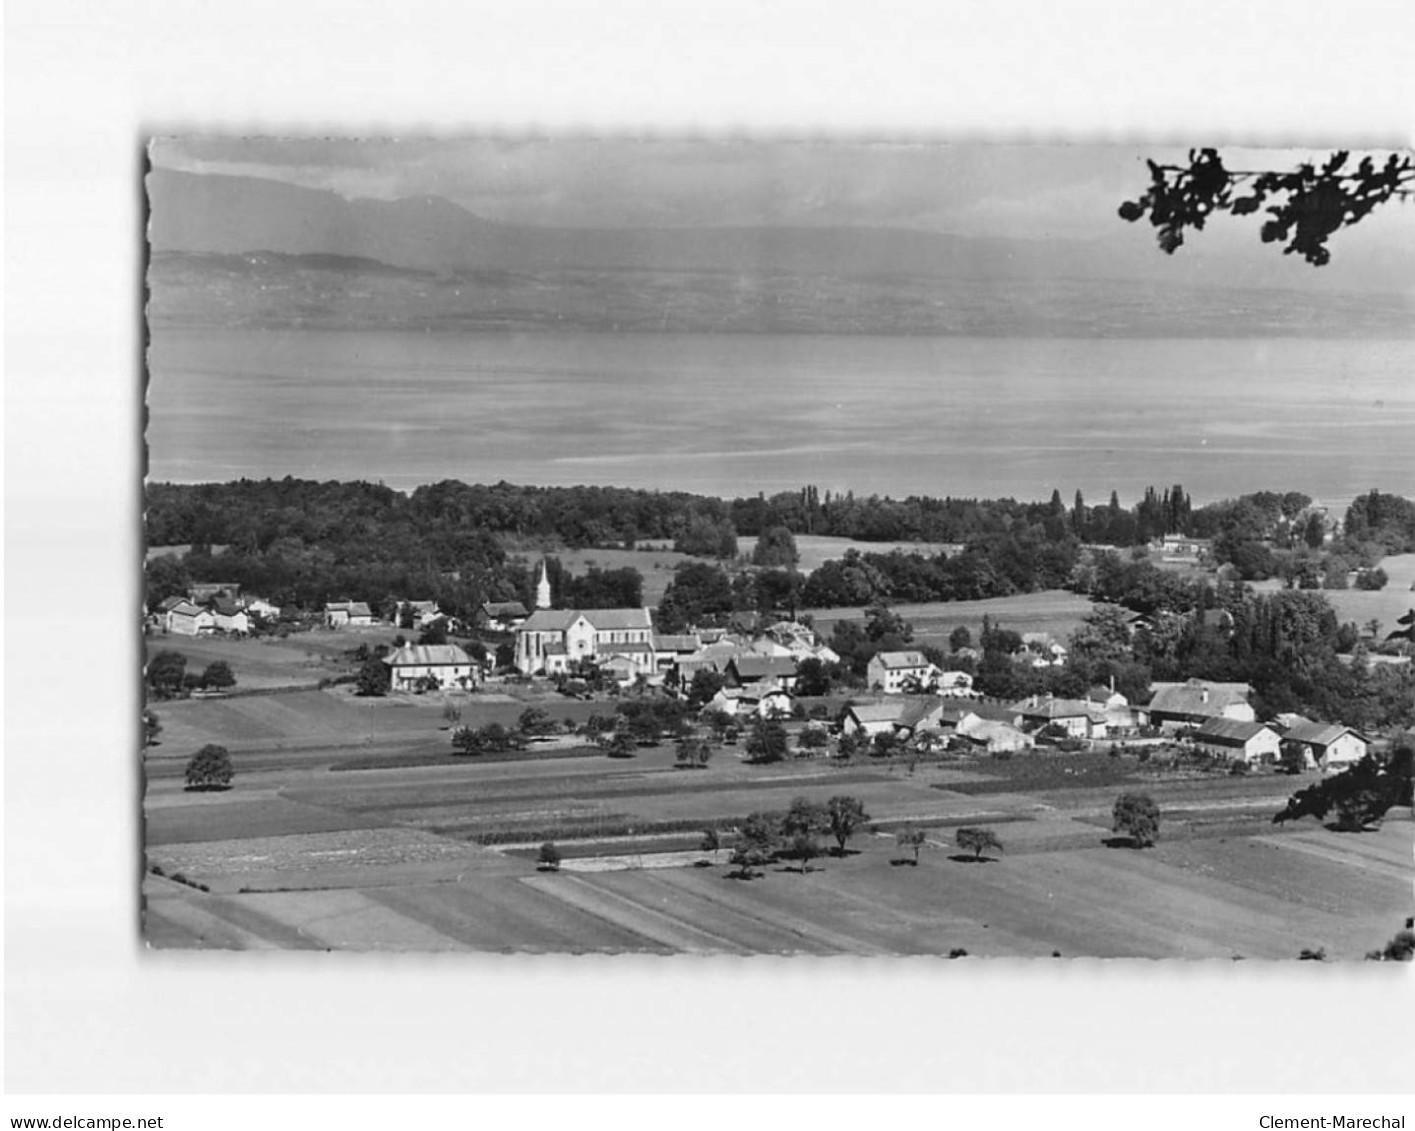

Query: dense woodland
[145,478,1415,617]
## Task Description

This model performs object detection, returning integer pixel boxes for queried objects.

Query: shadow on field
[947,854,998,864]
[1102,835,1145,849]
[888,858,919,867]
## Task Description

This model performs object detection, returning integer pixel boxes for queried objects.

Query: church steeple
[535,558,552,610]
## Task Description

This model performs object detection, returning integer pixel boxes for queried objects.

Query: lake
[145,330,1415,508]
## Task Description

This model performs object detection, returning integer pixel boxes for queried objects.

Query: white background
[5,0,1414,1096]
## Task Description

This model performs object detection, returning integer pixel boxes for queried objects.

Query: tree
[948,625,973,653]
[200,660,236,691]
[355,656,390,697]
[675,735,713,769]
[146,650,188,699]
[955,827,1004,861]
[1278,742,1308,776]
[699,826,722,865]
[729,812,779,879]
[752,525,800,568]
[516,706,557,740]
[602,730,638,759]
[143,708,162,747]
[418,619,448,645]
[537,842,562,871]
[744,717,788,764]
[687,668,726,708]
[793,656,832,697]
[825,795,870,856]
[796,726,829,755]
[1273,753,1410,832]
[1119,148,1415,266]
[184,744,234,791]
[894,824,926,865]
[451,726,481,755]
[1112,792,1160,848]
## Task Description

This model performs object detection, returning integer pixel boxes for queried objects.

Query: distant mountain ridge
[147,168,1415,295]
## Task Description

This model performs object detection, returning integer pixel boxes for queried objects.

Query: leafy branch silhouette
[1119,147,1413,265]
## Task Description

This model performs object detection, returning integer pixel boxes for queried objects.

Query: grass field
[143,722,1414,957]
[809,589,1096,646]
[1250,553,1415,637]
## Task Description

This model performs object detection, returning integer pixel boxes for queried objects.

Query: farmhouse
[1011,695,1107,738]
[245,597,281,621]
[1280,720,1369,773]
[867,651,939,694]
[478,600,530,633]
[724,655,799,691]
[1086,685,1137,730]
[162,599,215,636]
[1193,718,1282,765]
[956,717,1034,754]
[188,580,241,603]
[514,607,654,674]
[208,596,250,634]
[840,701,909,738]
[393,599,444,629]
[325,601,375,628]
[652,632,702,674]
[383,643,478,691]
[1144,679,1254,731]
[935,670,977,697]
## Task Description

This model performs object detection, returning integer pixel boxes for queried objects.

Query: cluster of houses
[151,583,280,636]
[834,677,1368,772]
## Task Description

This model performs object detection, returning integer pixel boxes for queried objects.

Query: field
[1252,553,1415,638]
[809,589,1096,647]
[143,717,1414,957]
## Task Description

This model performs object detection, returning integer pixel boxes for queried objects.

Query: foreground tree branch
[1120,148,1414,265]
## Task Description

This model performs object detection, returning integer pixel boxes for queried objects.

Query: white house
[245,597,281,621]
[935,670,978,698]
[383,643,478,691]
[209,596,250,634]
[866,651,939,694]
[955,717,1034,754]
[514,607,654,674]
[325,601,376,628]
[1280,720,1369,773]
[1193,718,1282,765]
[478,600,530,633]
[163,600,215,636]
[1011,696,1106,739]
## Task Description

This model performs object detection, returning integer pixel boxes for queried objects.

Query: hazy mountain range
[146,169,1415,336]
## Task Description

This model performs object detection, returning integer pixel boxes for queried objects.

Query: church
[512,560,655,675]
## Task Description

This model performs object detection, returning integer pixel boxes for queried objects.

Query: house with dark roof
[1144,679,1254,731]
[188,581,242,604]
[1011,695,1107,738]
[1280,720,1369,773]
[478,600,530,633]
[866,651,939,694]
[325,601,375,628]
[1193,718,1281,764]
[514,607,654,674]
[725,654,799,691]
[383,643,478,691]
[208,596,250,634]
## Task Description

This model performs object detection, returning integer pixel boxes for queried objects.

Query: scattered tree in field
[752,525,800,568]
[516,706,557,740]
[745,717,788,764]
[1112,792,1160,848]
[780,798,828,873]
[949,625,973,653]
[143,708,162,747]
[200,660,236,691]
[699,826,722,865]
[825,795,870,856]
[184,744,234,791]
[1273,753,1410,832]
[442,701,462,725]
[537,842,562,871]
[450,726,480,755]
[1354,568,1388,591]
[796,726,829,755]
[955,827,1004,861]
[602,730,638,759]
[494,642,515,670]
[146,650,188,699]
[687,668,726,707]
[675,735,713,769]
[895,824,927,865]
[729,812,779,879]
[355,657,390,697]
[1119,148,1414,266]
[835,731,861,760]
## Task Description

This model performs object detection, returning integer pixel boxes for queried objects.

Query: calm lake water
[146,330,1415,508]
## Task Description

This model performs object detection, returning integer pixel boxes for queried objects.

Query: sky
[147,137,1415,248]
